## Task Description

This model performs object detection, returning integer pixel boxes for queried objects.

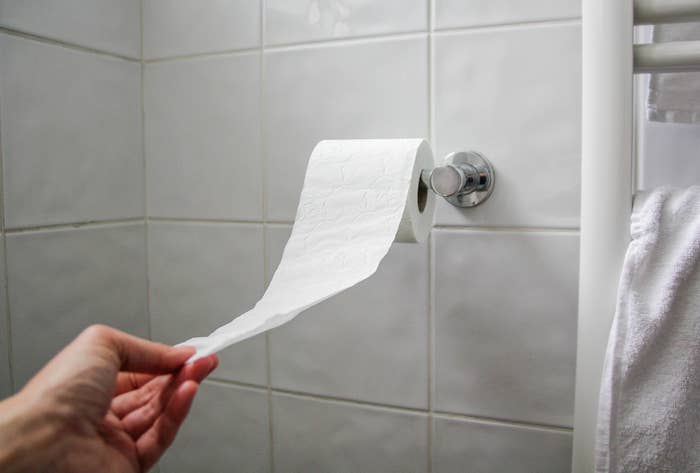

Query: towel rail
[634,40,700,73]
[574,1,634,472]
[634,0,700,24]
[575,0,700,471]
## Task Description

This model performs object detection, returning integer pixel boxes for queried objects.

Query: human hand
[0,325,218,473]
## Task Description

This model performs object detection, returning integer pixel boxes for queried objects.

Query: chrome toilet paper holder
[422,151,495,208]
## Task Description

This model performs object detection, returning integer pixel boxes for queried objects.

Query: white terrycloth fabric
[647,23,700,124]
[596,186,700,473]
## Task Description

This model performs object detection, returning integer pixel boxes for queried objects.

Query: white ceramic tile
[264,36,428,221]
[0,35,143,229]
[432,416,572,473]
[6,224,148,388]
[266,225,428,408]
[143,0,259,60]
[148,222,266,385]
[434,0,580,30]
[434,230,578,426]
[161,382,270,473]
[145,53,262,221]
[272,393,428,473]
[265,0,427,46]
[0,0,140,58]
[433,23,581,227]
[0,238,11,398]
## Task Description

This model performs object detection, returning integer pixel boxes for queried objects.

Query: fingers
[114,372,157,396]
[80,325,196,375]
[111,374,173,419]
[136,380,199,471]
[116,356,217,438]
[112,355,217,418]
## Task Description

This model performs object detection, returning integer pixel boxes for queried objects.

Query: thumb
[78,325,195,374]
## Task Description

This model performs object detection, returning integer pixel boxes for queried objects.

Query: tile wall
[0,0,146,398]
[0,1,606,471]
[143,2,582,470]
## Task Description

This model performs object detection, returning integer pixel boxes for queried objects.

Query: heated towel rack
[574,0,700,471]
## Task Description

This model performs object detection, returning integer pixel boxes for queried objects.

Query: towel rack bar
[574,1,634,471]
[634,0,700,24]
[634,40,700,73]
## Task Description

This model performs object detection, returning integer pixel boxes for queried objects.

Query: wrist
[0,393,66,472]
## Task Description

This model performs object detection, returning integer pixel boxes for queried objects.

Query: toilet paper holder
[422,151,495,208]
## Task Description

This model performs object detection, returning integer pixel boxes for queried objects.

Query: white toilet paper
[181,139,435,360]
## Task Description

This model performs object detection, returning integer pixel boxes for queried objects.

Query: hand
[0,325,218,473]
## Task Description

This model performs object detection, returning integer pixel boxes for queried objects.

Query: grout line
[208,376,576,434]
[147,216,266,225]
[428,14,437,154]
[259,2,275,471]
[426,1,434,471]
[206,377,268,393]
[4,218,145,234]
[139,0,145,75]
[431,411,574,434]
[0,232,11,394]
[303,394,573,434]
[154,217,579,234]
[0,26,140,62]
[144,46,260,64]
[2,218,581,234]
[139,0,152,341]
[432,16,582,36]
[264,312,275,473]
[270,387,432,416]
[0,95,15,393]
[263,29,428,52]
[261,220,292,227]
[427,232,435,473]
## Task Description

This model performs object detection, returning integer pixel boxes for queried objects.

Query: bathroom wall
[142,1,581,472]
[0,1,584,472]
[0,0,146,396]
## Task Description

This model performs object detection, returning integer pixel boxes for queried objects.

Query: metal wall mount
[422,151,495,208]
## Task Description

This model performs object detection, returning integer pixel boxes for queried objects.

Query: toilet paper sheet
[181,139,435,360]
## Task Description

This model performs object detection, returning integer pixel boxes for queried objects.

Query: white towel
[596,186,700,473]
[647,23,700,124]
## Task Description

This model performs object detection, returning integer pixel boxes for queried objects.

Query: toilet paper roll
[181,139,435,360]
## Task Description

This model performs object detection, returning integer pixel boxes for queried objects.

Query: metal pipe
[573,1,634,472]
[634,40,700,73]
[634,0,700,24]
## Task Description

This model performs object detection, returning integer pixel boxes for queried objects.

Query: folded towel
[596,186,700,473]
[647,23,700,124]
